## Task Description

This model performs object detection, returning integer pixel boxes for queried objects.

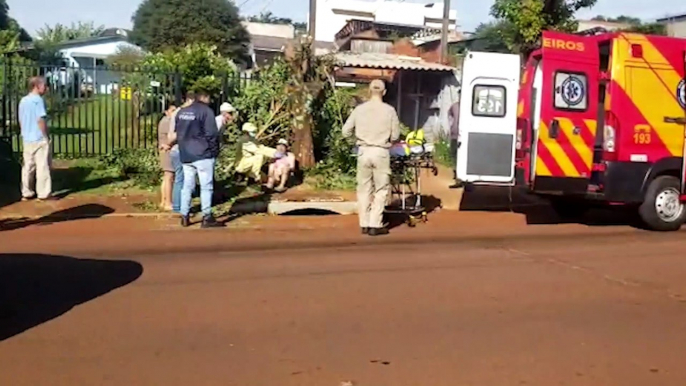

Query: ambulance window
[472,85,506,117]
[554,72,588,111]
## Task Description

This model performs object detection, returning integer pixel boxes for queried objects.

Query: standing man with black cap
[170,89,223,228]
[343,79,400,236]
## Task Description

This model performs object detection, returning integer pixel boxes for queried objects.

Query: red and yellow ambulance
[457,30,686,231]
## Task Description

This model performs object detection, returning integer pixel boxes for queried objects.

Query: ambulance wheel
[639,176,686,231]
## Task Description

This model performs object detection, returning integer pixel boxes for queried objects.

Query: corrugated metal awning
[335,52,455,72]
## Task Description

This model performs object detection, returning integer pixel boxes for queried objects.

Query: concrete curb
[1,201,361,220]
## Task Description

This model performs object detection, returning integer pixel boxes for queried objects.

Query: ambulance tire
[639,176,686,232]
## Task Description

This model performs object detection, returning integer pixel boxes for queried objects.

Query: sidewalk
[0,164,458,219]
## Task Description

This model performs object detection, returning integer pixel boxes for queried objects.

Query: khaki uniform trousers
[356,146,391,228]
[22,139,52,199]
[236,154,268,180]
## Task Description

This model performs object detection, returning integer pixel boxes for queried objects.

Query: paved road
[2,213,686,385]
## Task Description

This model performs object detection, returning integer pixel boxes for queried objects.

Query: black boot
[201,215,224,228]
[361,227,369,235]
[368,227,389,236]
[180,216,190,228]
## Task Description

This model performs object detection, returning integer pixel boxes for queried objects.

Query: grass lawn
[50,158,157,197]
[10,95,160,156]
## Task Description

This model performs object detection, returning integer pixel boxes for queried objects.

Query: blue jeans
[180,158,216,218]
[170,149,184,213]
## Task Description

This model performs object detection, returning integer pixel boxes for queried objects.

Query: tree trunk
[291,89,316,168]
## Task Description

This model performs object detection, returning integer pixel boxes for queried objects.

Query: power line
[260,0,275,13]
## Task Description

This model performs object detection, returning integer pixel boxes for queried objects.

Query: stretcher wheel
[432,167,438,176]
[407,216,418,227]
[422,212,428,222]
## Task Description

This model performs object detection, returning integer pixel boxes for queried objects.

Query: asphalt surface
[2,212,686,385]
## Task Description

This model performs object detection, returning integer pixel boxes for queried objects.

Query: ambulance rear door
[456,51,521,185]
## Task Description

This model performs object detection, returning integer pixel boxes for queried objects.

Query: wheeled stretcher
[384,142,439,227]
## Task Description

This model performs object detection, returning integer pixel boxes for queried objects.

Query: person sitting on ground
[234,123,276,183]
[266,138,296,192]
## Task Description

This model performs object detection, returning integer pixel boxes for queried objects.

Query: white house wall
[60,41,142,64]
[59,41,143,94]
[313,0,459,42]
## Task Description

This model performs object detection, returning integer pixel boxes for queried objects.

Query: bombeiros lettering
[543,37,585,52]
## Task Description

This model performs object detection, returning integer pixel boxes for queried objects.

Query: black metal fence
[0,59,250,157]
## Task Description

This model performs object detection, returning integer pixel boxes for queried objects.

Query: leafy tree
[247,11,307,34]
[591,14,667,36]
[131,0,249,62]
[142,43,237,95]
[0,0,30,53]
[248,11,293,25]
[36,21,105,45]
[107,46,146,68]
[462,21,515,53]
[490,0,597,54]
[283,38,335,168]
[591,15,642,25]
[625,23,667,35]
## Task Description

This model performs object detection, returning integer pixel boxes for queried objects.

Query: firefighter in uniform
[343,79,401,236]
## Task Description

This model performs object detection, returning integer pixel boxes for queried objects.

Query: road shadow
[0,204,115,232]
[222,190,273,225]
[459,185,642,227]
[0,253,143,341]
[386,195,443,230]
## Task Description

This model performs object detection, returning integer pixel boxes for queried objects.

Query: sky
[7,0,686,36]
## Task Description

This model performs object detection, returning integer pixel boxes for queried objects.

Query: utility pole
[309,0,317,40]
[440,0,451,63]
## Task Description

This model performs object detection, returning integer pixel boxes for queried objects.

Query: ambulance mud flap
[456,52,521,186]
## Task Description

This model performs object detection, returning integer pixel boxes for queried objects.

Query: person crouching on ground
[343,79,400,236]
[168,89,222,228]
[235,123,276,184]
[266,138,295,192]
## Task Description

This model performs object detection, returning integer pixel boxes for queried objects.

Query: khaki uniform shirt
[342,100,401,148]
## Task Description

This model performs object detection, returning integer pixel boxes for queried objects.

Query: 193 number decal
[476,99,503,114]
[633,124,652,145]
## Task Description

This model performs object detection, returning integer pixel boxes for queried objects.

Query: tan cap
[369,79,386,92]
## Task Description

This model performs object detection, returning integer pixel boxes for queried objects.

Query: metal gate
[0,58,247,157]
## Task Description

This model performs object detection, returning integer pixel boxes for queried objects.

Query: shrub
[99,148,161,188]
[433,137,455,168]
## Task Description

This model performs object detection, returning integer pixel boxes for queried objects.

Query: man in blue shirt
[169,89,222,228]
[19,76,52,201]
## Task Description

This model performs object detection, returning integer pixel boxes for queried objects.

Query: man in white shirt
[216,102,236,135]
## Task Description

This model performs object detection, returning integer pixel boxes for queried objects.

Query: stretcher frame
[385,150,439,227]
